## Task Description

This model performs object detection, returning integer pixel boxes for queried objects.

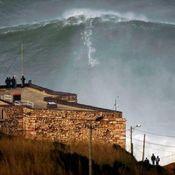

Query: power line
[160,153,175,159]
[126,136,175,148]
[135,128,175,138]
[144,140,175,148]
[127,144,175,163]
[128,141,175,152]
[127,142,175,164]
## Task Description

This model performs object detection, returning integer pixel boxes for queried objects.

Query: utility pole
[142,134,146,161]
[21,43,24,76]
[130,125,141,156]
[88,124,92,175]
[130,126,133,156]
[87,116,103,175]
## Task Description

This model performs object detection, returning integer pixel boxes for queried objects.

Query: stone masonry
[0,84,126,148]
[0,106,126,148]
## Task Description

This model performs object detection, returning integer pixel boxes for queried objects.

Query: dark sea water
[0,0,175,164]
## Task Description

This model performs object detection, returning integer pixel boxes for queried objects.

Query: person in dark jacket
[8,77,12,88]
[144,157,149,164]
[5,77,9,88]
[21,75,26,87]
[151,153,156,165]
[11,76,17,88]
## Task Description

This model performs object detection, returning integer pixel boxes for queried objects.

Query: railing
[0,94,34,108]
[14,100,34,108]
[0,94,13,103]
[21,101,34,108]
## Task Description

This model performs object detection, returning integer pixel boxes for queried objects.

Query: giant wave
[0,8,175,88]
[1,9,175,35]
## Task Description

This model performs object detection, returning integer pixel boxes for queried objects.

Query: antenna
[21,43,24,76]
[114,96,119,111]
[114,99,117,111]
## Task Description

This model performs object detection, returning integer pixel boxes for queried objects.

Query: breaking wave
[0,9,150,68]
[1,8,175,35]
[0,8,175,69]
[62,8,149,23]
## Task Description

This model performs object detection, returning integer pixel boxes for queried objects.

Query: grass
[0,133,55,175]
[0,133,171,175]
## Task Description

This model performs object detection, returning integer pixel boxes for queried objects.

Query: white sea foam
[81,19,99,68]
[62,8,149,23]
[62,8,175,28]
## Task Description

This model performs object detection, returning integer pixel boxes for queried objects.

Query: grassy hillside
[164,163,175,175]
[0,133,172,175]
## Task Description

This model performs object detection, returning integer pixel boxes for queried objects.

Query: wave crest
[62,8,149,25]
[1,8,175,35]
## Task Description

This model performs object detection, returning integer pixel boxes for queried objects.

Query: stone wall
[44,95,77,103]
[0,106,126,148]
[0,106,24,136]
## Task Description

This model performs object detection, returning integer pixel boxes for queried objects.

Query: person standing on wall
[11,76,17,88]
[21,75,26,88]
[9,77,12,88]
[5,77,9,88]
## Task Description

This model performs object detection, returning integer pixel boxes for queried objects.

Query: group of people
[5,75,26,88]
[144,153,160,166]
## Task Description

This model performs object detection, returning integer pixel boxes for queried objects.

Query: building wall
[0,106,24,136]
[0,106,126,148]
[44,95,77,103]
[0,107,8,120]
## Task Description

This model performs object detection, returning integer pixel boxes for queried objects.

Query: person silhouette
[11,76,17,88]
[5,77,9,88]
[145,157,149,164]
[8,77,12,88]
[156,156,160,166]
[21,75,26,87]
[151,153,156,165]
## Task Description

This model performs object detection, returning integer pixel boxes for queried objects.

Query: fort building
[0,83,126,148]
